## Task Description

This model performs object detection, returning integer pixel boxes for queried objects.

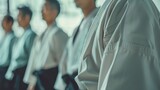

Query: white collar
[152,0,160,13]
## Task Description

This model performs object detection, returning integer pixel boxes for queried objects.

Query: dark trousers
[12,66,28,90]
[0,66,8,90]
[33,66,58,90]
[62,71,79,90]
[4,78,15,90]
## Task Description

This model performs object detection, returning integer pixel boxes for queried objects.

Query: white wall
[0,0,105,37]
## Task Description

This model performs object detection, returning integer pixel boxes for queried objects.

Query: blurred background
[0,0,105,39]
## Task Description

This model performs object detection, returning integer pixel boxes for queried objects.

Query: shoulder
[28,29,37,38]
[127,0,159,17]
[54,27,68,39]
[25,29,36,42]
[30,30,36,36]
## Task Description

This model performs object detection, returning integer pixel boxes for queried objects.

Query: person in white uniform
[5,6,36,90]
[0,15,16,90]
[75,0,160,90]
[99,0,160,90]
[23,0,68,90]
[57,0,99,90]
[74,0,111,89]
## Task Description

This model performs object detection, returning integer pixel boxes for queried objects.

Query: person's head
[42,0,60,25]
[74,0,96,9]
[2,15,14,32]
[17,6,32,29]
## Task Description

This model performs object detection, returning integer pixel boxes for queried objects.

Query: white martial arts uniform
[76,0,160,90]
[75,0,112,89]
[23,23,68,86]
[61,8,99,76]
[54,8,99,90]
[99,0,160,90]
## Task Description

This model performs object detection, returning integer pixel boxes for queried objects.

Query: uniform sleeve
[75,30,102,90]
[23,36,40,86]
[52,31,68,64]
[100,0,160,90]
[59,44,69,76]
[74,2,110,89]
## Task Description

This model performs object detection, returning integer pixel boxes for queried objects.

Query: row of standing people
[28,0,160,90]
[0,0,69,90]
[1,0,160,90]
[0,5,36,90]
[0,0,99,89]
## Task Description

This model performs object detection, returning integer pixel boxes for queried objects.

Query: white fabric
[23,23,68,86]
[75,0,160,90]
[74,0,112,89]
[61,8,99,76]
[54,8,99,90]
[99,0,160,90]
[152,0,160,12]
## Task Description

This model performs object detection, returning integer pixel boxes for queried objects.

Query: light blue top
[0,31,16,67]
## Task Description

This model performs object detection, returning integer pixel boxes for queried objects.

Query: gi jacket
[100,0,160,90]
[23,23,68,85]
[0,31,16,67]
[76,0,160,90]
[5,26,36,80]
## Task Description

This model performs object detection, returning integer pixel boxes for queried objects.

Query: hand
[27,84,35,90]
[62,74,71,84]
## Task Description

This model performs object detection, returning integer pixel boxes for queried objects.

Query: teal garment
[0,30,5,47]
[5,27,36,80]
[0,31,16,67]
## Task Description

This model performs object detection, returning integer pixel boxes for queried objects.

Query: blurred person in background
[0,27,6,46]
[5,6,36,90]
[23,0,68,90]
[74,0,110,89]
[0,15,16,90]
[57,0,99,89]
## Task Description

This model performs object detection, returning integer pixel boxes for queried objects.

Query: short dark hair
[3,15,14,24]
[46,0,61,16]
[17,6,33,20]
